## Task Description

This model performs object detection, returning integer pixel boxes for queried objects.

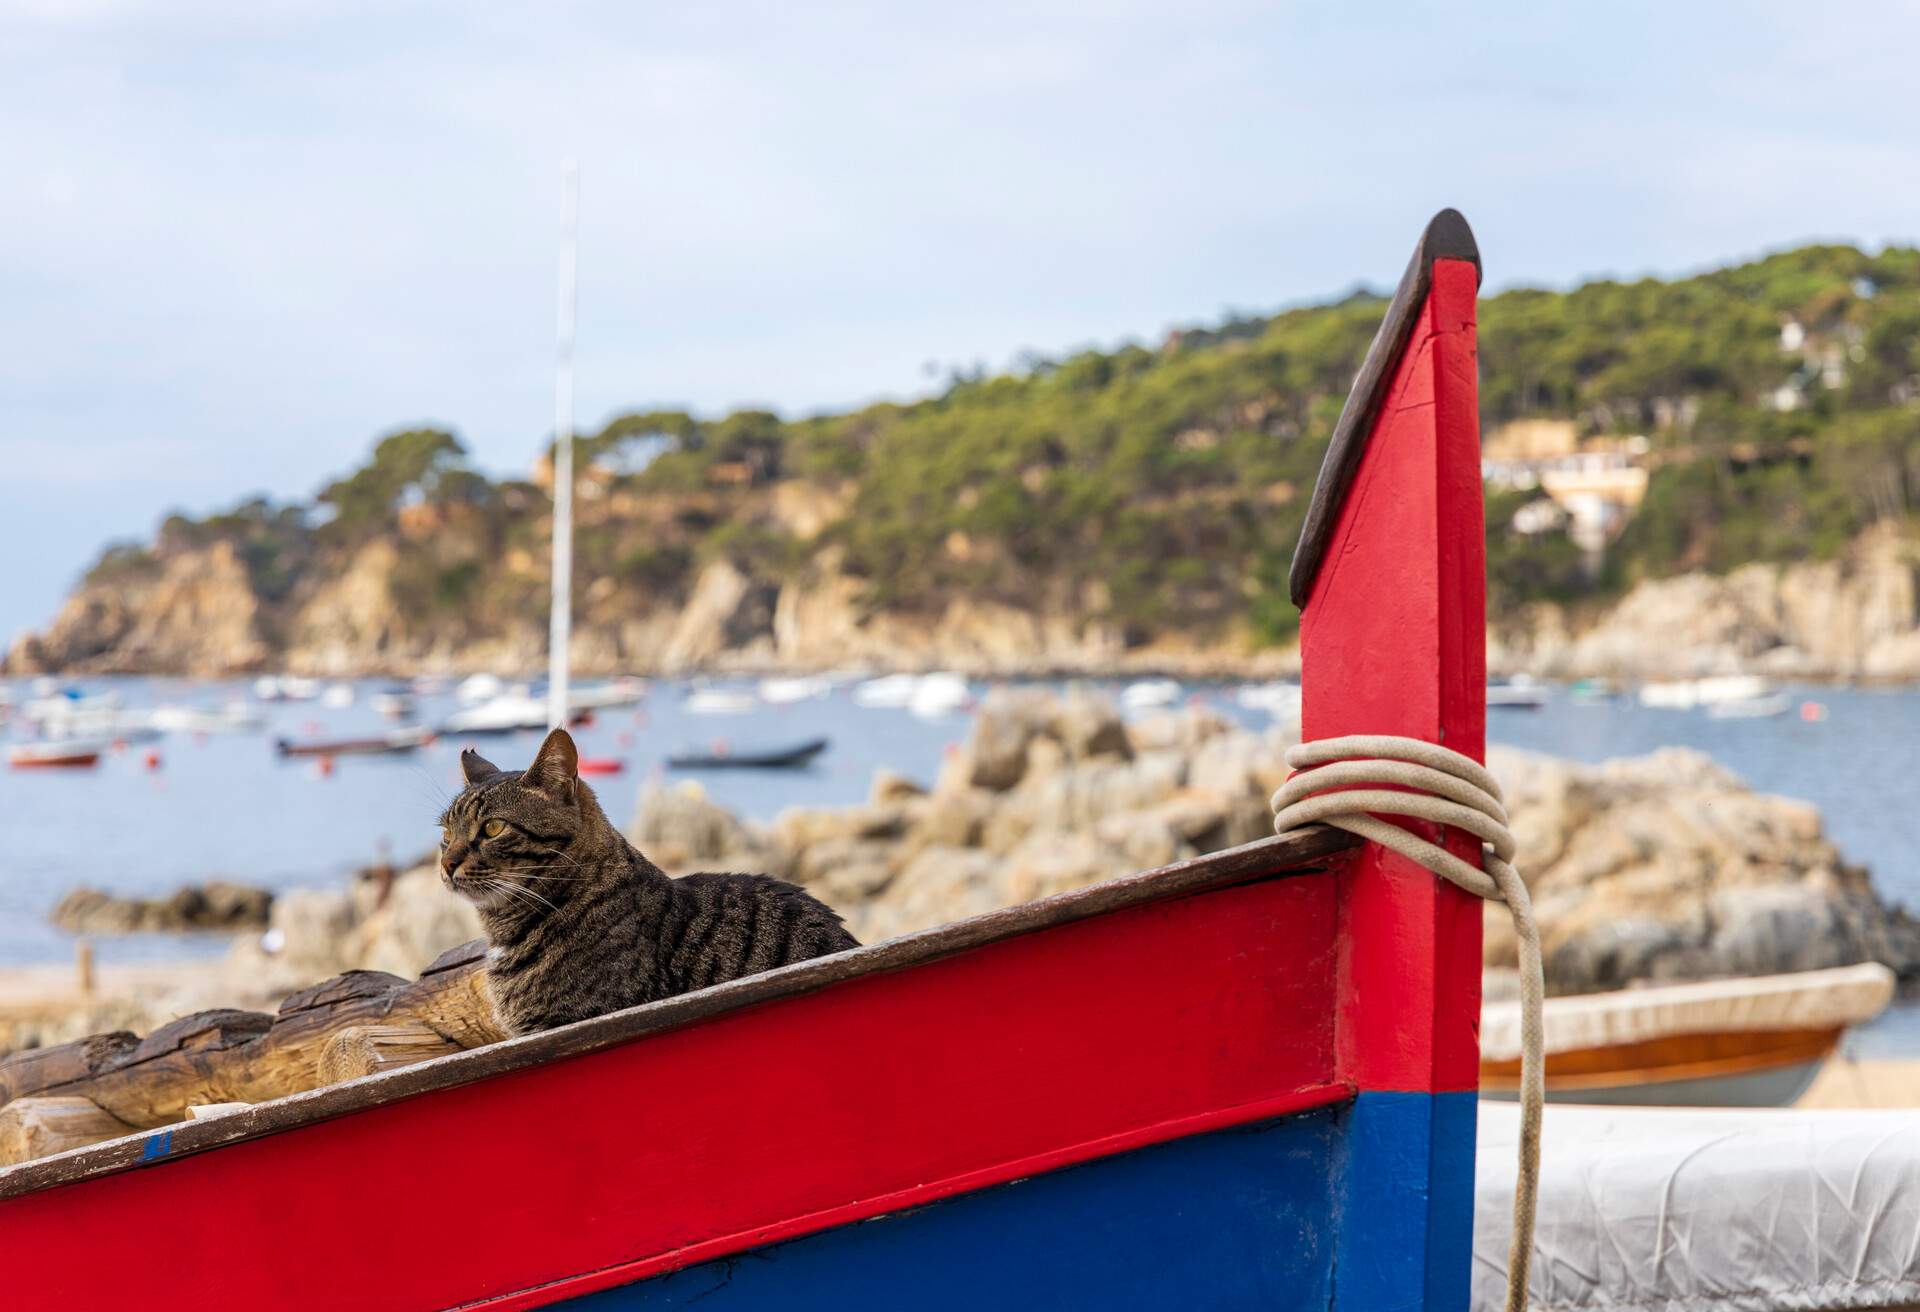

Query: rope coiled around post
[1272,735,1542,1312]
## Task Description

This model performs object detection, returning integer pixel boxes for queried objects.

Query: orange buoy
[143,750,162,770]
[1800,700,1828,722]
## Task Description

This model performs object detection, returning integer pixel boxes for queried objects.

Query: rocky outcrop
[1486,745,1920,992]
[632,691,1288,945]
[636,692,1920,993]
[51,882,274,935]
[9,542,272,675]
[1494,524,1920,680]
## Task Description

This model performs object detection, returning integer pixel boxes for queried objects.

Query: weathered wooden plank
[0,1031,139,1106]
[0,1097,134,1166]
[0,947,506,1132]
[318,1024,465,1083]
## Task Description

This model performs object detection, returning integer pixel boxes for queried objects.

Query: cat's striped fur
[439,728,856,1035]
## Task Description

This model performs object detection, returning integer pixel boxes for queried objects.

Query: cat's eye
[481,818,508,839]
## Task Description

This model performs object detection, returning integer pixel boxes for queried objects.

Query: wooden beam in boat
[318,1023,467,1083]
[1293,208,1486,1311]
[0,946,503,1132]
[0,1097,134,1167]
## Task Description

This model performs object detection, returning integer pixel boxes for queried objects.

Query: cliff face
[13,520,1920,679]
[10,541,274,675]
[5,546,1289,678]
[1492,524,1920,681]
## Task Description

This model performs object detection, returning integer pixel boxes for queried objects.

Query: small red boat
[0,211,1493,1310]
[7,740,105,769]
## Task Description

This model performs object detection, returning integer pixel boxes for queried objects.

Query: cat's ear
[525,728,579,802]
[460,747,501,785]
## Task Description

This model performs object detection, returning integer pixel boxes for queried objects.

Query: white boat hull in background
[760,676,831,704]
[1640,674,1771,709]
[853,674,919,708]
[908,673,971,718]
[685,689,756,716]
[150,705,266,734]
[1236,682,1303,719]
[442,692,551,734]
[1707,693,1793,719]
[1119,679,1183,712]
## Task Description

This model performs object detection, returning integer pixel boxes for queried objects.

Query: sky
[4,1,1920,642]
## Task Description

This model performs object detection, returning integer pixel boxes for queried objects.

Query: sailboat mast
[547,160,579,732]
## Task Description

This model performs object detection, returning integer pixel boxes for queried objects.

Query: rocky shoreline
[10,690,1914,1057]
[12,526,1920,683]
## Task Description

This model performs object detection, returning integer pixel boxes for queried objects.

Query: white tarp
[1481,964,1896,1063]
[1475,1102,1920,1311]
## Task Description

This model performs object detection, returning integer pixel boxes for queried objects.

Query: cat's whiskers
[477,878,554,915]
[500,880,559,913]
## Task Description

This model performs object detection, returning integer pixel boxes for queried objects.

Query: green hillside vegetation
[99,240,1920,647]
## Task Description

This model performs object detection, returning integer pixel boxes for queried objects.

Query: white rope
[1272,734,1542,1312]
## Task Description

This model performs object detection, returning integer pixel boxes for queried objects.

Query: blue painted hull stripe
[551,1091,1474,1311]
[1333,1090,1478,1312]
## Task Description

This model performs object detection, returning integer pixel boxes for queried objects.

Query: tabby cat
[438,727,857,1035]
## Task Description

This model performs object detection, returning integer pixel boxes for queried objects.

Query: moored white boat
[454,673,506,705]
[684,688,757,716]
[852,673,919,708]
[1480,962,1894,1107]
[908,672,971,718]
[1486,675,1547,709]
[21,689,120,725]
[1706,692,1793,719]
[440,691,551,735]
[29,703,161,743]
[149,704,266,734]
[1640,674,1771,710]
[1119,679,1182,712]
[1235,681,1303,718]
[567,677,648,710]
[759,675,831,704]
